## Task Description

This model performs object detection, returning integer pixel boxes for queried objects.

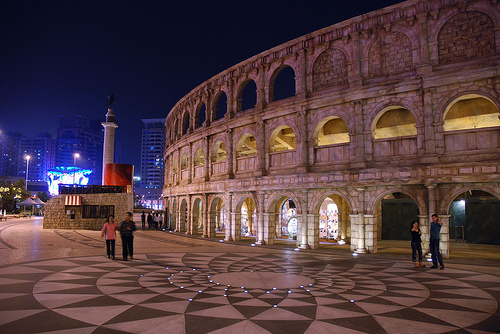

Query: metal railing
[59,185,125,194]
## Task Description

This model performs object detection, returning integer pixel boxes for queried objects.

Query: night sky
[0,0,404,172]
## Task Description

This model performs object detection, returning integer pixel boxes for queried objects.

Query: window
[82,205,115,218]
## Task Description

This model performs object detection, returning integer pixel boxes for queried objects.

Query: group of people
[141,211,164,230]
[410,214,445,269]
[100,212,136,261]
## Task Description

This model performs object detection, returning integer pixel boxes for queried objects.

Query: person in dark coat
[120,212,137,261]
[141,211,146,229]
[147,212,153,229]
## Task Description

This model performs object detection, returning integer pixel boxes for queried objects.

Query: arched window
[372,107,417,139]
[271,66,296,102]
[314,117,350,146]
[236,134,257,158]
[194,148,205,167]
[195,103,206,128]
[173,119,179,139]
[182,112,190,135]
[270,126,296,152]
[444,96,500,132]
[172,157,179,172]
[212,141,227,162]
[239,80,257,112]
[214,91,228,121]
[181,153,189,170]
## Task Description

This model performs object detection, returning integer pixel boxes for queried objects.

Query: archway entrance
[240,197,256,237]
[179,199,188,233]
[210,197,226,238]
[276,197,298,240]
[378,192,419,240]
[317,195,351,245]
[449,190,500,244]
[192,198,203,235]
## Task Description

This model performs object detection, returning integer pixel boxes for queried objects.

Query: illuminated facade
[137,119,165,209]
[19,132,56,182]
[163,0,500,255]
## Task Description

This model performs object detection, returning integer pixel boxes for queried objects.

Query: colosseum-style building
[163,0,500,257]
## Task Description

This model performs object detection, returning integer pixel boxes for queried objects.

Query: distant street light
[25,155,31,190]
[73,153,80,185]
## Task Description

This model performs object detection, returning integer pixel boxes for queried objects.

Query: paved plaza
[0,217,499,333]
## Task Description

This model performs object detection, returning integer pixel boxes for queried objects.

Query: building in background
[19,132,56,182]
[0,131,22,178]
[56,114,103,184]
[136,118,165,209]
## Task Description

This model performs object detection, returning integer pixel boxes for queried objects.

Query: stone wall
[43,193,134,230]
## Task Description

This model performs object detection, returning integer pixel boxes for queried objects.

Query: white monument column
[101,105,118,184]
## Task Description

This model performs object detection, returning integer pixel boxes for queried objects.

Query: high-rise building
[137,118,165,209]
[19,132,56,182]
[0,131,22,177]
[56,114,103,184]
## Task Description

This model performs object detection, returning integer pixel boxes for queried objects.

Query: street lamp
[25,155,31,190]
[73,153,80,185]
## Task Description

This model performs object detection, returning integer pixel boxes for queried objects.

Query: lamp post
[73,153,80,185]
[25,155,31,190]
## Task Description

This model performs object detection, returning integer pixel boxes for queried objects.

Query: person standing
[430,214,444,269]
[101,215,119,259]
[158,213,163,229]
[141,211,146,229]
[410,220,425,268]
[120,212,136,261]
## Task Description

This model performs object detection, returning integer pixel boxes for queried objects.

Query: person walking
[141,211,146,229]
[430,214,444,269]
[101,215,119,259]
[147,212,153,229]
[158,213,163,229]
[120,212,137,261]
[410,220,425,268]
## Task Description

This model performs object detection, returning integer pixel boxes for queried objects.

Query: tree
[0,177,31,213]
[36,192,51,202]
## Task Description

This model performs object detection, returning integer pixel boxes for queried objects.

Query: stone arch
[180,153,189,170]
[236,133,257,158]
[179,198,188,233]
[269,125,297,153]
[236,78,257,112]
[267,193,302,242]
[312,48,349,91]
[367,29,414,79]
[443,94,500,132]
[173,118,179,139]
[369,187,427,216]
[371,106,417,139]
[195,102,207,129]
[191,196,203,235]
[213,90,228,121]
[193,148,205,167]
[269,65,296,102]
[438,184,500,215]
[234,193,259,237]
[312,116,350,146]
[209,196,226,233]
[437,11,496,64]
[211,140,227,162]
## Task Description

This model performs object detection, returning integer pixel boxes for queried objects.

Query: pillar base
[202,234,209,238]
[225,237,233,242]
[299,244,309,249]
[255,240,266,245]
[355,247,367,254]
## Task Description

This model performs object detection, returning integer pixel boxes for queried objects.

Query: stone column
[364,214,376,253]
[299,190,309,249]
[263,213,275,245]
[226,129,234,178]
[308,213,319,249]
[439,215,450,259]
[255,120,266,176]
[355,188,367,253]
[225,192,233,241]
[351,100,366,168]
[202,193,209,238]
[349,214,358,252]
[419,215,429,254]
[101,108,118,185]
[204,137,210,181]
[256,191,265,244]
[232,212,241,242]
[297,107,309,172]
[188,142,193,183]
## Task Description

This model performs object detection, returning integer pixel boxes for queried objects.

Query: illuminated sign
[47,167,93,196]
